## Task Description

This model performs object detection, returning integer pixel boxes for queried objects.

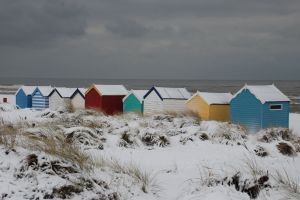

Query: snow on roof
[37,86,53,97]
[190,92,232,105]
[18,86,36,96]
[54,87,77,98]
[123,90,148,102]
[233,84,290,103]
[154,87,191,99]
[93,85,128,96]
[78,88,87,95]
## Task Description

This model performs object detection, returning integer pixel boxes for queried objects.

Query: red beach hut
[85,84,128,115]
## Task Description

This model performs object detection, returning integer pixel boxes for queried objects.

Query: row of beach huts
[0,84,290,132]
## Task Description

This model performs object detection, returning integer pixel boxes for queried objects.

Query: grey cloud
[0,0,87,46]
[0,0,299,80]
[105,20,150,38]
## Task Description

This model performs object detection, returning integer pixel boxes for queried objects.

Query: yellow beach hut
[186,92,232,121]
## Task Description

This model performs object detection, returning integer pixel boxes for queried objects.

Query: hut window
[269,104,282,110]
[3,98,7,103]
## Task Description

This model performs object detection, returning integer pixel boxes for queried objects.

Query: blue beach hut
[32,86,53,110]
[15,86,36,109]
[230,84,290,132]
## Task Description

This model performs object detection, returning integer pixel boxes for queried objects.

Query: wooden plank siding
[230,89,263,132]
[32,90,49,110]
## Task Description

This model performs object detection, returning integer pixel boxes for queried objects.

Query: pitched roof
[145,87,191,100]
[123,90,148,102]
[36,86,53,97]
[19,86,36,96]
[189,91,232,105]
[233,84,290,103]
[78,88,87,95]
[91,84,128,96]
[53,87,77,98]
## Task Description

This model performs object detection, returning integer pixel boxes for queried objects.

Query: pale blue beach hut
[230,84,290,132]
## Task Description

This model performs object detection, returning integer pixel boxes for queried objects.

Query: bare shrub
[277,142,296,156]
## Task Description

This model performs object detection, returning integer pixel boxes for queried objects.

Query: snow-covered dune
[0,110,299,200]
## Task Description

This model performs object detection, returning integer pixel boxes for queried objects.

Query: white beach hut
[143,86,191,115]
[49,87,77,111]
[71,88,86,110]
[0,85,20,105]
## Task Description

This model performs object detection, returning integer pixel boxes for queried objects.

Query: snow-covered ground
[290,113,300,136]
[0,107,299,200]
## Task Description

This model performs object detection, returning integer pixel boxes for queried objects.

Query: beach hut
[143,86,191,115]
[49,87,77,111]
[230,84,290,132]
[71,88,86,110]
[123,90,147,113]
[0,85,20,105]
[85,84,128,115]
[186,92,232,121]
[15,86,36,109]
[32,86,53,110]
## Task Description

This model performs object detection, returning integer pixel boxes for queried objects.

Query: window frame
[269,104,283,111]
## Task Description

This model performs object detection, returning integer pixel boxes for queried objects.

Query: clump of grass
[141,132,170,147]
[197,166,222,187]
[22,128,92,171]
[292,139,300,152]
[212,123,247,144]
[258,128,294,143]
[92,156,160,194]
[254,145,268,157]
[157,135,170,147]
[119,132,136,147]
[199,133,209,141]
[277,142,296,156]
[273,168,300,199]
[243,155,266,179]
[0,124,18,150]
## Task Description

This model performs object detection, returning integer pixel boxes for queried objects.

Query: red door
[85,88,102,110]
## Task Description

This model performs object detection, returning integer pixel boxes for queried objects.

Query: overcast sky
[0,0,299,80]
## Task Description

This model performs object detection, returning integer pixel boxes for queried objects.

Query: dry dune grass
[21,128,92,171]
[92,156,160,194]
[0,124,18,150]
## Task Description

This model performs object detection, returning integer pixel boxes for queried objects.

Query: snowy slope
[0,108,299,200]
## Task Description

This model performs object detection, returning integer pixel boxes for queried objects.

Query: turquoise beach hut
[230,84,290,132]
[123,90,147,113]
